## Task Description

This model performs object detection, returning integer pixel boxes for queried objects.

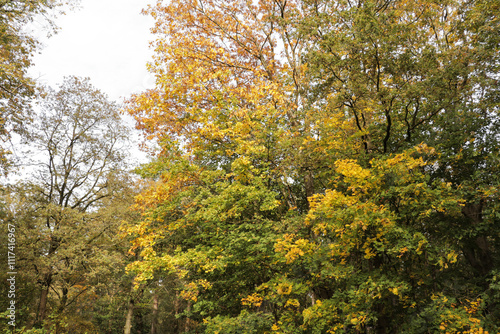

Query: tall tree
[294,1,500,330]
[126,0,313,330]
[16,76,129,331]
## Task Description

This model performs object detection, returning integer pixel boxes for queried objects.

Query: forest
[1,0,500,333]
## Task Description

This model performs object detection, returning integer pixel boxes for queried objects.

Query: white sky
[29,0,156,103]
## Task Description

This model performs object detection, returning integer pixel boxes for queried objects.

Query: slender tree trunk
[174,291,181,333]
[124,289,134,334]
[37,288,49,325]
[184,301,192,333]
[305,169,315,209]
[150,290,159,334]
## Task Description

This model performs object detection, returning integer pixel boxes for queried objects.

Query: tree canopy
[125,0,500,333]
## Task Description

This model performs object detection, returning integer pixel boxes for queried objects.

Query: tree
[293,0,500,331]
[14,76,129,331]
[126,0,500,332]
[126,0,310,330]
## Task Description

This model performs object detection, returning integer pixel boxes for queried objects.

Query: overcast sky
[29,0,156,103]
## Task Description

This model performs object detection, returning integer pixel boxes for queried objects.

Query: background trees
[2,76,132,332]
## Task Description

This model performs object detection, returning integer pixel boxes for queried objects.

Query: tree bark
[36,272,52,327]
[36,227,60,326]
[305,169,314,199]
[124,290,134,334]
[174,291,181,333]
[150,290,159,334]
[184,301,192,333]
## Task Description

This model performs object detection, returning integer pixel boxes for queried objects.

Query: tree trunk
[124,292,134,334]
[36,230,59,327]
[184,301,192,333]
[305,169,314,199]
[462,202,493,276]
[36,272,52,326]
[174,291,181,333]
[150,290,159,334]
[58,287,68,313]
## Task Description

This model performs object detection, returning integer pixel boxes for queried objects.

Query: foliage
[0,0,497,333]
[126,0,500,333]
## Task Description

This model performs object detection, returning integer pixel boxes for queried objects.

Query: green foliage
[204,311,274,334]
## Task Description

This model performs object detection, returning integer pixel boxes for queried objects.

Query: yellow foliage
[285,299,300,308]
[275,234,315,264]
[241,293,263,307]
[277,283,293,295]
